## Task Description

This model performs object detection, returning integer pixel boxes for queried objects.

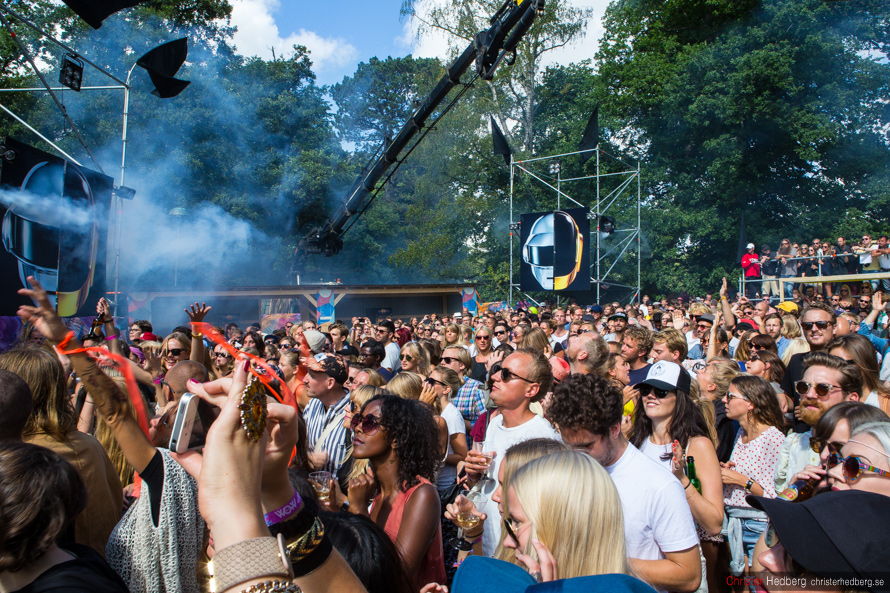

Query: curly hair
[365,395,442,490]
[730,375,786,432]
[623,326,653,356]
[547,374,622,437]
[0,442,87,571]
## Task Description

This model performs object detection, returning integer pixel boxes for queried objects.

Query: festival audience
[9,268,890,593]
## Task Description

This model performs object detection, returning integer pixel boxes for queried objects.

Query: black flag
[735,211,748,265]
[137,38,190,99]
[578,105,598,164]
[62,0,142,29]
[490,116,512,166]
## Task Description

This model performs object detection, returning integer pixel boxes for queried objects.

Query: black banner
[0,138,112,317]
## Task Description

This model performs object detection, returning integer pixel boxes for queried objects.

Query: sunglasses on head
[800,320,833,331]
[164,348,184,357]
[498,366,534,384]
[350,413,384,434]
[638,384,673,398]
[399,354,414,362]
[794,381,840,398]
[827,451,890,483]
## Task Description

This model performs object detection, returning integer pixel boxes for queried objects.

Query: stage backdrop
[519,208,590,292]
[0,138,112,317]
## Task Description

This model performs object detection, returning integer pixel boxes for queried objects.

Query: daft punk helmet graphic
[522,210,584,290]
[2,160,99,316]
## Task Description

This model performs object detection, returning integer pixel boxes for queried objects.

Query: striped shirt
[452,376,486,428]
[304,392,352,475]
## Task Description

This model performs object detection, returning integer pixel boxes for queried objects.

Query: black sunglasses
[800,320,833,331]
[494,330,507,335]
[638,384,673,398]
[502,515,520,545]
[164,348,184,357]
[425,376,448,388]
[214,351,232,359]
[350,413,384,434]
[441,356,460,365]
[498,366,534,384]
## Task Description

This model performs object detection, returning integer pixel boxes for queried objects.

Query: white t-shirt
[382,342,401,372]
[437,403,467,489]
[477,413,562,556]
[605,443,699,568]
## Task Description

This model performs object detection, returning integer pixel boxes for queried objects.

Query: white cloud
[228,0,358,72]
[400,0,611,70]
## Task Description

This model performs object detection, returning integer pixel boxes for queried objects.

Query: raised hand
[185,302,211,324]
[16,276,69,342]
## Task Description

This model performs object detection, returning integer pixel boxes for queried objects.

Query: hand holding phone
[169,393,220,453]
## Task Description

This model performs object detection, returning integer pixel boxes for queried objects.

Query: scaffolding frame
[0,3,138,319]
[508,146,641,307]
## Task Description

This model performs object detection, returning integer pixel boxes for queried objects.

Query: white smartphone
[168,393,217,453]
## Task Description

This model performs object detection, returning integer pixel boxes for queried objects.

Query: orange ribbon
[191,322,298,411]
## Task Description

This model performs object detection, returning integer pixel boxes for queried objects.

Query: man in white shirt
[463,348,561,556]
[547,373,701,592]
[375,320,400,372]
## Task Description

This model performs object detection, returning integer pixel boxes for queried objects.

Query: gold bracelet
[285,516,324,564]
[240,580,301,593]
[193,332,204,339]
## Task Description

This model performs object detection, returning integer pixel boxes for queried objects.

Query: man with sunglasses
[749,490,890,592]
[780,303,838,431]
[774,352,862,493]
[464,349,561,557]
[441,347,486,435]
[374,320,400,374]
[303,355,353,475]
[547,371,701,592]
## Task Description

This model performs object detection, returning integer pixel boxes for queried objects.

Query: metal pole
[0,11,104,174]
[0,103,82,165]
[112,64,136,321]
[637,160,641,305]
[596,146,601,304]
[556,166,561,211]
[509,154,514,308]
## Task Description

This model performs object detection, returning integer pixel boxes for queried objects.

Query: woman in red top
[348,395,446,588]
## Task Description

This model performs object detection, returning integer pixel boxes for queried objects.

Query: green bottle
[686,456,701,493]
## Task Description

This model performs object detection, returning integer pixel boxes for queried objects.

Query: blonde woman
[470,327,495,383]
[399,341,431,376]
[442,323,463,350]
[781,315,802,340]
[519,327,552,358]
[501,451,632,581]
[780,338,810,366]
[387,371,425,402]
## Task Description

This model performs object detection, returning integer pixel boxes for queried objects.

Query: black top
[780,352,813,433]
[140,450,165,526]
[14,544,129,593]
[713,399,739,463]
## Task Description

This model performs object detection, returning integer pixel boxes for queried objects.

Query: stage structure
[0,5,187,319]
[509,147,641,306]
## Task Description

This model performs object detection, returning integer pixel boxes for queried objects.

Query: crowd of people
[2,273,890,593]
[739,234,890,299]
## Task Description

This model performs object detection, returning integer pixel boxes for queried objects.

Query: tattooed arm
[18,277,157,474]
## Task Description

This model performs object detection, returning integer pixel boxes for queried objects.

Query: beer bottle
[686,456,701,494]
[778,477,817,502]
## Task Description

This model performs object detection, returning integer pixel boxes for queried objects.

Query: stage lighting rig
[59,54,84,92]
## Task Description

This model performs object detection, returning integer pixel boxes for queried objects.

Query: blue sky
[228,0,609,87]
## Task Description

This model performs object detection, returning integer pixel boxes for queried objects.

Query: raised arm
[186,302,211,362]
[719,278,736,331]
[18,277,156,473]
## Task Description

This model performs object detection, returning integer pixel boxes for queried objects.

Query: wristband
[105,334,119,341]
[464,535,483,545]
[265,490,303,526]
[211,537,291,593]
[153,377,163,385]
[684,479,693,490]
[745,478,755,492]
